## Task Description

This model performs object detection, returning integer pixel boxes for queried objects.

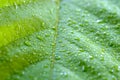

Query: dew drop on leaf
[55,55,61,60]
[111,75,117,80]
[70,31,74,34]
[79,23,85,27]
[9,59,13,62]
[97,73,101,77]
[109,69,114,73]
[79,48,84,52]
[96,19,103,23]
[61,44,65,47]
[76,8,81,12]
[44,64,48,68]
[67,52,71,54]
[33,77,38,80]
[13,2,18,9]
[45,34,50,37]
[37,35,43,41]
[100,56,104,61]
[23,0,26,3]
[14,55,19,58]
[52,26,56,30]
[118,65,120,71]
[22,71,25,75]
[58,40,62,43]
[89,55,94,60]
[15,75,20,80]
[82,65,85,72]
[74,37,80,41]
[24,41,31,46]
[51,43,55,46]
[67,18,76,26]
[32,52,37,55]
[42,22,45,27]
[60,72,68,77]
[74,67,78,70]
[49,9,53,14]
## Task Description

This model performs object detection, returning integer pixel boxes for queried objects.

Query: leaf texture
[0,0,120,80]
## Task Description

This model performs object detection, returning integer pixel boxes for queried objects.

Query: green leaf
[0,0,120,80]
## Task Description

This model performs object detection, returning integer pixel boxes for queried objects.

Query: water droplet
[45,34,50,37]
[82,66,85,71]
[98,73,101,76]
[37,35,43,41]
[22,71,25,75]
[96,19,103,23]
[44,64,48,68]
[32,52,37,55]
[70,31,74,34]
[109,69,114,73]
[74,25,79,29]
[23,0,26,3]
[58,40,62,43]
[111,75,117,80]
[42,22,45,27]
[49,9,53,14]
[74,37,80,41]
[60,72,68,77]
[101,49,105,53]
[79,48,84,52]
[52,26,56,30]
[24,41,31,46]
[55,55,61,60]
[15,75,20,79]
[9,59,13,62]
[67,18,76,26]
[118,66,120,71]
[100,56,104,61]
[32,14,36,17]
[76,8,81,12]
[13,2,18,9]
[61,44,65,47]
[79,23,84,27]
[51,43,55,46]
[14,55,19,58]
[33,77,37,80]
[74,67,78,70]
[89,55,94,60]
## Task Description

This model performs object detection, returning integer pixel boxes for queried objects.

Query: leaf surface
[0,0,120,80]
